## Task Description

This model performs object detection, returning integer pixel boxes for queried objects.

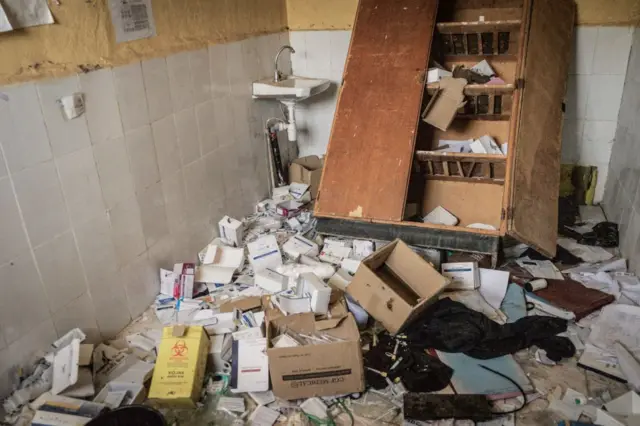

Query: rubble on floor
[2,195,639,426]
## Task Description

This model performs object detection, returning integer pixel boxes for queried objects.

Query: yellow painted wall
[0,0,287,85]
[285,0,640,30]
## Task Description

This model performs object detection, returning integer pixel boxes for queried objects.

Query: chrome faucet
[274,45,295,82]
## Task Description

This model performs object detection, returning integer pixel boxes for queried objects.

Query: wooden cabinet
[315,0,575,260]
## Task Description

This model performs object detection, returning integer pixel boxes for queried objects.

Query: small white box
[300,272,331,314]
[423,206,459,226]
[272,186,292,202]
[276,200,304,218]
[352,240,375,260]
[441,262,480,290]
[341,258,361,275]
[197,245,245,284]
[282,235,319,260]
[93,382,145,407]
[289,182,310,199]
[328,268,353,291]
[248,235,283,272]
[255,269,288,293]
[218,216,244,247]
[230,338,269,393]
[427,67,452,83]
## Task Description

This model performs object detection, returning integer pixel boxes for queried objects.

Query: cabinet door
[507,0,575,257]
[314,0,438,222]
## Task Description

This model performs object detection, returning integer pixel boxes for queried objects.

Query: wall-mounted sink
[252,76,331,101]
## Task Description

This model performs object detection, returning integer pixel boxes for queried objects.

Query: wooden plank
[507,0,575,257]
[314,0,438,222]
[436,19,522,33]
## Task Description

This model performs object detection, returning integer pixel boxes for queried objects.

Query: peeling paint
[348,205,363,218]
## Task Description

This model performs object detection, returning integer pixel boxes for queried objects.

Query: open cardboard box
[266,311,364,400]
[347,239,449,334]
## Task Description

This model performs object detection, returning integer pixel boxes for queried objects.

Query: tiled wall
[603,28,640,273]
[0,33,291,396]
[290,28,632,202]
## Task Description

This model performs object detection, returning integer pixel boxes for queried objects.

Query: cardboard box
[218,216,244,247]
[347,239,449,334]
[247,235,283,272]
[421,77,467,131]
[255,269,288,293]
[230,337,269,393]
[300,272,331,314]
[267,313,364,400]
[289,155,324,200]
[148,326,210,408]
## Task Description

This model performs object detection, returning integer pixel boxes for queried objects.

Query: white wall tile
[304,31,332,78]
[36,76,91,157]
[289,31,307,76]
[0,178,30,266]
[13,161,69,247]
[5,319,57,369]
[166,51,195,112]
[183,159,209,222]
[586,74,625,121]
[561,119,584,163]
[151,115,180,178]
[0,253,49,345]
[0,149,6,180]
[592,27,633,75]
[94,136,136,209]
[213,96,236,147]
[593,162,609,203]
[161,169,188,235]
[113,62,150,131]
[124,125,160,193]
[0,83,52,173]
[147,234,174,270]
[202,150,226,202]
[210,44,231,99]
[570,27,597,75]
[227,41,251,98]
[56,147,105,226]
[141,58,173,122]
[79,69,123,144]
[195,100,218,155]
[579,120,617,164]
[34,231,87,313]
[121,252,158,319]
[74,213,119,284]
[108,196,146,267]
[52,293,101,344]
[241,38,262,82]
[137,181,169,249]
[189,49,211,104]
[174,107,201,165]
[565,74,591,120]
[87,270,131,340]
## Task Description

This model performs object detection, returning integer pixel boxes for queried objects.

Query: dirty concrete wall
[0,0,288,85]
[285,0,640,30]
[0,32,293,398]
[603,28,640,272]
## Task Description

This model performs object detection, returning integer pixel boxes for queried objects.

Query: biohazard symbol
[171,340,188,357]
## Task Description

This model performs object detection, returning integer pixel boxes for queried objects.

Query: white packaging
[255,269,288,293]
[218,216,244,247]
[250,405,281,426]
[272,186,292,202]
[93,382,145,407]
[282,235,319,260]
[470,135,503,155]
[318,250,343,265]
[289,182,310,199]
[230,338,269,393]
[159,269,176,296]
[249,390,276,406]
[352,240,375,260]
[322,244,352,259]
[423,206,459,226]
[196,245,245,284]
[328,268,353,291]
[248,235,283,271]
[300,272,331,314]
[341,258,361,275]
[442,262,480,290]
[427,67,452,83]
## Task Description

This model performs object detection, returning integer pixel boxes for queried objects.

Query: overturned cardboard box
[289,155,323,200]
[421,77,467,131]
[266,310,364,400]
[347,239,449,334]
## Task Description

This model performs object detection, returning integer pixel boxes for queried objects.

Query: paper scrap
[516,258,564,280]
[109,0,156,43]
[218,396,246,413]
[0,3,13,32]
[589,304,640,358]
[1,0,53,30]
[479,268,510,310]
[558,237,614,263]
[249,405,281,426]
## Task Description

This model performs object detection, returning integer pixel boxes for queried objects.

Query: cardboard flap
[422,77,467,131]
[316,316,347,331]
[292,155,323,171]
[319,314,360,340]
[220,296,263,313]
[386,241,449,299]
[363,240,397,270]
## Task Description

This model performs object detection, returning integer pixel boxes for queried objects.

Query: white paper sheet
[558,237,614,263]
[0,3,13,32]
[0,0,53,30]
[589,304,640,357]
[479,268,510,310]
[109,0,156,43]
[516,258,564,280]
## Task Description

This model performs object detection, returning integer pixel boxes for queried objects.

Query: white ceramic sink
[252,76,331,101]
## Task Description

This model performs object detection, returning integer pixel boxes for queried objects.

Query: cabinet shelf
[437,20,522,34]
[436,19,521,57]
[426,83,515,96]
[415,151,506,185]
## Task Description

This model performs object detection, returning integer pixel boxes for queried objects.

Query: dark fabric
[578,222,619,248]
[364,332,453,392]
[405,298,575,360]
[520,245,583,265]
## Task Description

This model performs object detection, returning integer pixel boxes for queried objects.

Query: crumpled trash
[405,298,575,361]
[577,221,619,248]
